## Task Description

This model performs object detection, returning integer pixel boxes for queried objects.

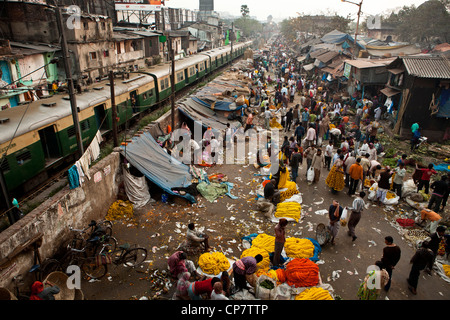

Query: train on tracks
[0,40,253,209]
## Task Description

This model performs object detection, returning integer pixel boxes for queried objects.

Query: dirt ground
[78,83,450,302]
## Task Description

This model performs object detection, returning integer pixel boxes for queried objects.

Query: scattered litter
[372,227,381,234]
[368,240,377,247]
[313,198,324,205]
[315,209,328,216]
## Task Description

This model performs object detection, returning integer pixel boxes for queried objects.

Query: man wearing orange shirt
[348,158,364,196]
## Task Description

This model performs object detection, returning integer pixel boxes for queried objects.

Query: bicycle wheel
[121,248,147,267]
[102,236,118,254]
[40,259,63,278]
[81,257,107,279]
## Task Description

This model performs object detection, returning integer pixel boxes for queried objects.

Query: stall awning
[388,68,404,75]
[380,87,401,97]
[303,63,315,71]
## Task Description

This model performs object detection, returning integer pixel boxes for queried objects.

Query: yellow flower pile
[251,234,275,253]
[386,191,397,200]
[284,238,315,259]
[270,118,283,129]
[280,184,299,202]
[241,247,270,271]
[198,252,230,276]
[364,179,373,187]
[106,200,134,221]
[275,202,301,222]
[295,287,333,300]
[443,265,450,277]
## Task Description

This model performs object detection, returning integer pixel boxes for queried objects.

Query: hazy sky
[164,0,429,21]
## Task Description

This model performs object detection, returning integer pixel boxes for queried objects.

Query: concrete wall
[0,151,122,290]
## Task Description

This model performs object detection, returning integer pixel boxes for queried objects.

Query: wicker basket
[0,287,17,300]
[43,271,75,300]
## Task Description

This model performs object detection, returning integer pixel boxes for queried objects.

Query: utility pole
[354,0,363,60]
[341,0,363,60]
[169,36,175,130]
[109,70,119,147]
[230,22,235,65]
[54,4,84,157]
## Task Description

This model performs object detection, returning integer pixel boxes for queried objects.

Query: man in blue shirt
[301,109,309,130]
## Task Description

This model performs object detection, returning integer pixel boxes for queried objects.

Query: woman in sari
[326,154,345,193]
[357,268,390,300]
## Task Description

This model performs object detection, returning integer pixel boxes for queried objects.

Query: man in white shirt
[210,136,221,165]
[346,191,367,241]
[189,139,201,164]
[367,143,377,161]
[325,140,334,170]
[305,124,316,147]
[393,162,406,197]
[359,139,369,155]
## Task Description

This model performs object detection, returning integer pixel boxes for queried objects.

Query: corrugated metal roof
[316,50,339,63]
[401,56,450,79]
[345,57,395,69]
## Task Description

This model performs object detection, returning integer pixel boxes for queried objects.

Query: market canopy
[119,132,196,203]
[178,97,241,132]
[320,30,365,49]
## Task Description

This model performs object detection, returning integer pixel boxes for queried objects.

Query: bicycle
[59,229,118,272]
[81,243,147,279]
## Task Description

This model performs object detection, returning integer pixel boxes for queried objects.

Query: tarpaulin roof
[192,96,244,112]
[178,97,241,132]
[320,30,365,49]
[119,132,196,203]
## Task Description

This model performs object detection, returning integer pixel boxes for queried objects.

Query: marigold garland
[295,287,333,300]
[284,238,315,259]
[251,234,275,253]
[284,258,319,288]
[198,251,230,275]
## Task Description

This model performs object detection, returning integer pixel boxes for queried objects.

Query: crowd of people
[164,39,450,301]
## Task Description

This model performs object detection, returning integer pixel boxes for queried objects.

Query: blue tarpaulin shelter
[119,132,196,203]
[321,30,365,50]
[192,97,244,112]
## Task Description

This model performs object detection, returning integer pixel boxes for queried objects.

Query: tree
[383,0,450,44]
[240,5,249,18]
[234,16,263,37]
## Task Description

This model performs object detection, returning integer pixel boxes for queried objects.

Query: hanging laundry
[67,165,80,189]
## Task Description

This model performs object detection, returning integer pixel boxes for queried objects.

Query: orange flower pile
[284,258,319,288]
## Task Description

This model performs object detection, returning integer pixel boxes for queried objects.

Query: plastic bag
[340,208,348,226]
[307,167,315,182]
[255,275,277,300]
[274,283,292,300]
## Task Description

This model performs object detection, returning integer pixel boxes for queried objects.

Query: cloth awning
[119,132,196,203]
[380,87,401,97]
[178,98,240,132]
[303,63,315,71]
[388,68,404,75]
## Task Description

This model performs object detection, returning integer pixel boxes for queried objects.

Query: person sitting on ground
[168,251,197,280]
[264,178,281,204]
[174,271,191,300]
[210,281,229,300]
[188,277,221,300]
[29,281,60,300]
[186,223,211,252]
